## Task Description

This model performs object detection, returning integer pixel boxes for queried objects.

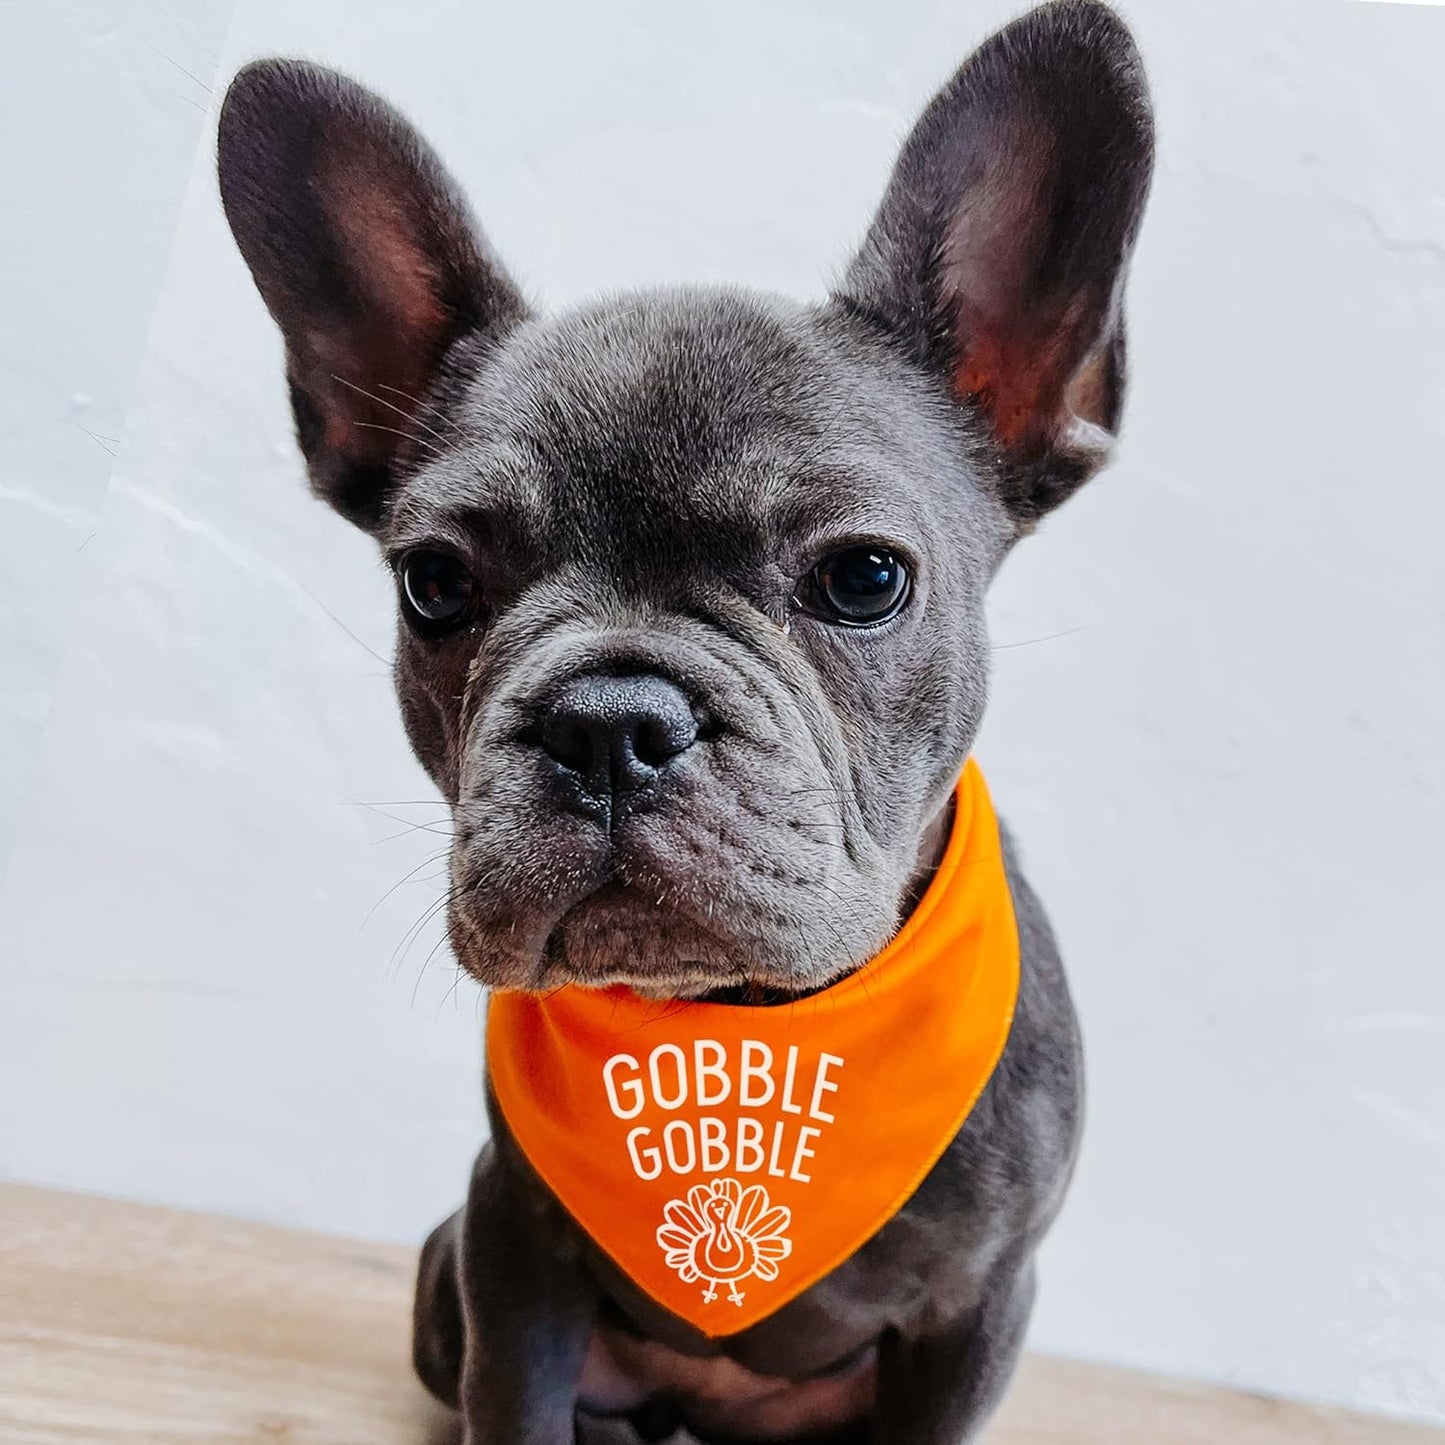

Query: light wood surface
[0,1182,1435,1444]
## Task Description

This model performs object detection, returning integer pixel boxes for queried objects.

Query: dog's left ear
[838,0,1154,526]
[218,60,527,532]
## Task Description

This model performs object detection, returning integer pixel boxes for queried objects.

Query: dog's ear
[838,0,1153,526]
[218,60,527,531]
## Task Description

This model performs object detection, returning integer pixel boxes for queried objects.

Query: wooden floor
[0,1182,1436,1444]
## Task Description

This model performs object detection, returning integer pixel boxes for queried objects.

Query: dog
[217,2,1152,1439]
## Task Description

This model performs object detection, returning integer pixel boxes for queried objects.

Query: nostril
[634,708,699,769]
[539,712,593,772]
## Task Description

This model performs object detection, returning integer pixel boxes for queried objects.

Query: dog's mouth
[526,880,810,1001]
[444,750,896,1002]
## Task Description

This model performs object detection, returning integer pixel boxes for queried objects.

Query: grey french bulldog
[217,1,1153,1440]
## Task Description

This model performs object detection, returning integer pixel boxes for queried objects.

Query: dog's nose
[538,673,699,796]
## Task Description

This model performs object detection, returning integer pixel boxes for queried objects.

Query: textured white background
[2,0,1443,1426]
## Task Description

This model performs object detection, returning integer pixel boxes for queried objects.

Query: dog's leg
[451,1142,601,1445]
[872,1264,1036,1444]
[413,1207,468,1407]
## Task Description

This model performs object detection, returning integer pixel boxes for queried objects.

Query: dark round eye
[811,545,911,627]
[397,549,481,633]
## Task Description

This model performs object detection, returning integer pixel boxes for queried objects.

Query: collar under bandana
[485,756,1020,1337]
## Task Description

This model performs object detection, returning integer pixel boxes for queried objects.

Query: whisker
[349,799,455,831]
[991,626,1084,651]
[331,373,450,445]
[343,799,453,809]
[362,848,452,929]
[411,928,459,1009]
[351,419,443,454]
[375,381,452,440]
[389,884,462,982]
[435,962,471,1019]
[369,815,458,845]
[292,579,392,667]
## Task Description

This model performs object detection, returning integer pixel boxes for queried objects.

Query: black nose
[538,673,700,798]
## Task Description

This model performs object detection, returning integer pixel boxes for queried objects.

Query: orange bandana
[486,758,1020,1336]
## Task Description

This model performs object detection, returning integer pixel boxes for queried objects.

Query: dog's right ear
[218,60,527,532]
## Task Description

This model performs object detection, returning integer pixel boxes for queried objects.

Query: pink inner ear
[950,285,1096,457]
[310,162,455,464]
[954,337,1024,448]
[325,163,450,344]
[941,130,1068,453]
[953,328,1060,452]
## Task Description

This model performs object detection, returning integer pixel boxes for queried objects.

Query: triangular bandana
[486,757,1020,1336]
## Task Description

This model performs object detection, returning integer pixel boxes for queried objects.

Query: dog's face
[379,289,1008,998]
[218,1,1153,996]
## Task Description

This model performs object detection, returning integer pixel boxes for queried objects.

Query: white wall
[2,0,1442,1427]
[0,0,236,872]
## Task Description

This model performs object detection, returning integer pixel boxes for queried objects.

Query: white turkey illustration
[655,1178,793,1306]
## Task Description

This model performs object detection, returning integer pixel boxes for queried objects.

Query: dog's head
[218,0,1152,998]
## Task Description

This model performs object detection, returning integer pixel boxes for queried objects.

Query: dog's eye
[397,549,481,633]
[810,545,911,627]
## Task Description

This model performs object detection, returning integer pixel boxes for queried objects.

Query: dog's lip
[531,890,843,1003]
[528,880,748,995]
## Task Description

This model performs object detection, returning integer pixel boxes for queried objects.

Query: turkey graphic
[656,1178,794,1306]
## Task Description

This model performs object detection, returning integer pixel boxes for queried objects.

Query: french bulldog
[217,1,1153,1440]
